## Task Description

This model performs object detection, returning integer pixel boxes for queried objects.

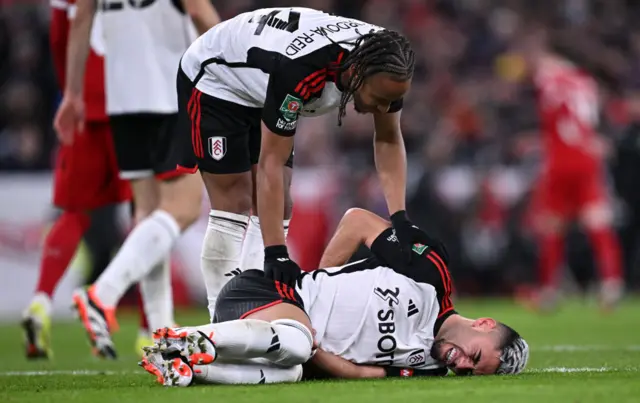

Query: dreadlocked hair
[336,29,415,125]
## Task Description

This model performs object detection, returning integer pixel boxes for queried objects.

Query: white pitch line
[0,370,139,376]
[1,367,638,377]
[534,345,640,352]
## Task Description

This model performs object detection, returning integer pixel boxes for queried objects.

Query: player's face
[352,73,410,114]
[431,318,502,375]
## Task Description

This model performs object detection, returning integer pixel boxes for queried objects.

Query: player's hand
[390,210,428,264]
[54,92,85,145]
[264,245,302,288]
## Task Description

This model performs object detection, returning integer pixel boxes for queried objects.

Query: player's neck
[435,313,467,338]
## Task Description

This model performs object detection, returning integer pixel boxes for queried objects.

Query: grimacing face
[430,318,504,376]
[352,72,410,114]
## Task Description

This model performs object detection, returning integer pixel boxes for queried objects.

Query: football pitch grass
[1,299,639,403]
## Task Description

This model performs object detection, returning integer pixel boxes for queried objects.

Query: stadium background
[2,0,640,320]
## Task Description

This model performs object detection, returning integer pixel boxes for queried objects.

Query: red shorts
[533,165,607,219]
[53,122,131,211]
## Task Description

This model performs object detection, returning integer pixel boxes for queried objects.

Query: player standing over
[55,0,219,358]
[174,7,427,318]
[521,25,624,310]
[20,0,142,359]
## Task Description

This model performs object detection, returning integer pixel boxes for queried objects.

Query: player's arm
[50,0,71,89]
[319,208,390,268]
[258,123,294,248]
[64,0,95,97]
[310,348,386,379]
[373,110,407,217]
[53,0,96,141]
[180,0,221,35]
[258,66,305,285]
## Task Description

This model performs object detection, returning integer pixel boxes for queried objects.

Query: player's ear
[471,318,497,332]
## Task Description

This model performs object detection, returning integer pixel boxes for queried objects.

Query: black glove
[390,210,426,263]
[264,245,302,288]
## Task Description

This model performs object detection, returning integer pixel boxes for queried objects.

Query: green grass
[1,299,639,402]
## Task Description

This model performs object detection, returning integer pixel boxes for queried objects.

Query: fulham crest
[209,136,227,161]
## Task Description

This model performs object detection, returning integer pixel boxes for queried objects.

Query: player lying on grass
[140,208,529,386]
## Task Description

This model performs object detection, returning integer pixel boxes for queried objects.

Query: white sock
[189,318,313,366]
[139,257,174,330]
[25,292,52,317]
[94,210,180,307]
[239,217,291,272]
[193,361,302,385]
[201,210,248,321]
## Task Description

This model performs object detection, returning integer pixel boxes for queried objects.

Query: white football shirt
[179,7,403,136]
[296,228,455,372]
[100,0,197,115]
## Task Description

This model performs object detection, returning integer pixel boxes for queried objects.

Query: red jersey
[534,58,601,171]
[50,0,107,122]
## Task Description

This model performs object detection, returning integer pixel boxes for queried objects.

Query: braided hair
[335,29,415,125]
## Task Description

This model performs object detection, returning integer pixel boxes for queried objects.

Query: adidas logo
[277,257,290,262]
[407,299,419,317]
[258,369,266,384]
[266,327,280,353]
[224,268,242,277]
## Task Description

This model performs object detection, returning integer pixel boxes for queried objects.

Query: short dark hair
[336,29,415,125]
[495,323,529,375]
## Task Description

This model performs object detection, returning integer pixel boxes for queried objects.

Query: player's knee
[270,319,314,366]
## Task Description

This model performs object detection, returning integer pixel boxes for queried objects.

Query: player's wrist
[390,210,408,224]
[264,245,289,260]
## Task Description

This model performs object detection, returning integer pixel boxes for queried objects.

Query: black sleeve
[369,227,454,315]
[388,98,403,113]
[262,59,321,137]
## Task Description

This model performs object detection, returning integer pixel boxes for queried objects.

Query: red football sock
[538,233,564,288]
[587,228,623,281]
[35,211,91,297]
[137,285,149,332]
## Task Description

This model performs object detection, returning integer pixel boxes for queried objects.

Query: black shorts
[110,113,182,180]
[174,68,294,175]
[212,270,305,323]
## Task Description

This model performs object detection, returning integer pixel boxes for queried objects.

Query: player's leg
[73,116,162,358]
[531,172,570,311]
[141,271,313,386]
[22,121,130,359]
[192,360,303,385]
[578,174,624,310]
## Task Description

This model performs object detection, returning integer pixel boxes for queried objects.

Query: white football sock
[190,318,313,367]
[26,292,52,317]
[94,210,180,307]
[201,210,248,321]
[139,257,174,330]
[239,217,291,272]
[193,361,302,385]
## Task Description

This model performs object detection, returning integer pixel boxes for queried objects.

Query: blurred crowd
[2,0,640,293]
